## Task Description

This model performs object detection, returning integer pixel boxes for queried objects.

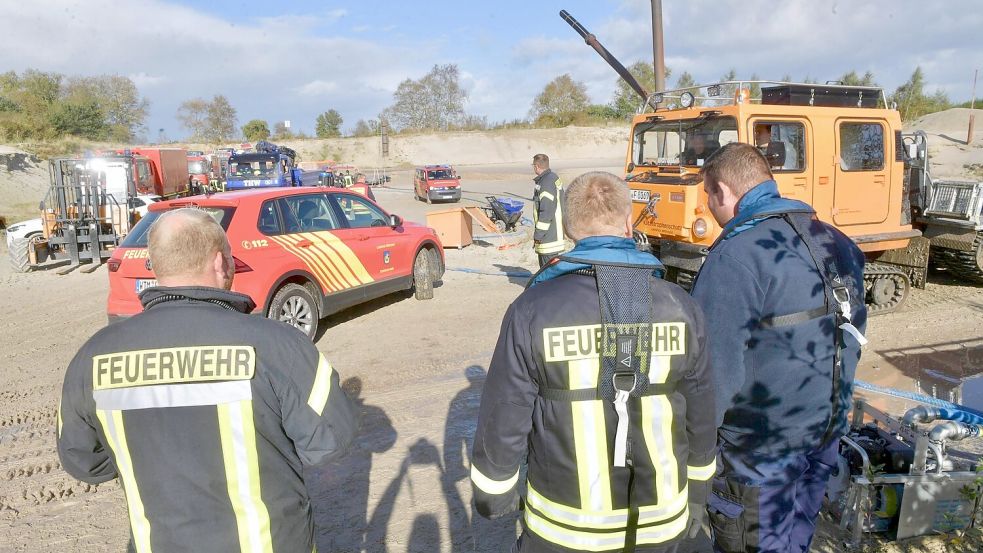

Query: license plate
[630,189,650,202]
[135,279,158,293]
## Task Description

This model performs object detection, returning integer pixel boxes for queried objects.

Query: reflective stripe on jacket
[57,287,358,553]
[533,169,565,254]
[471,262,717,552]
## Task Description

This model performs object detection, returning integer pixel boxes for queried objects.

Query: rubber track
[864,261,911,315]
[934,231,983,284]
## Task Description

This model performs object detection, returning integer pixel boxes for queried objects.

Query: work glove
[686,502,710,539]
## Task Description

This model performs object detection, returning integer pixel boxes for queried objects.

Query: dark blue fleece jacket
[691,181,867,455]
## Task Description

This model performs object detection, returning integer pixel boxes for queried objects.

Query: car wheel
[268,283,320,339]
[413,249,434,300]
[8,233,40,273]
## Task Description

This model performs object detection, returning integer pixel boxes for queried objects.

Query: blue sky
[2,0,981,141]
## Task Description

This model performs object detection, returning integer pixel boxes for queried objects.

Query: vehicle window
[136,160,153,189]
[257,200,281,235]
[753,121,806,172]
[121,207,235,247]
[634,116,738,167]
[839,122,884,171]
[279,194,340,233]
[428,169,454,179]
[128,198,146,208]
[331,194,389,228]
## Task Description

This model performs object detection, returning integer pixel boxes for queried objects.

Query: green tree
[839,70,877,86]
[610,61,671,118]
[891,67,951,121]
[530,74,590,126]
[64,75,148,140]
[384,64,468,131]
[49,99,106,139]
[242,119,271,141]
[675,71,697,89]
[315,109,343,138]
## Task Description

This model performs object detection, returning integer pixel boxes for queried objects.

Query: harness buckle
[612,373,638,394]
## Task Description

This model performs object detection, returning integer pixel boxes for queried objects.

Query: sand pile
[0,147,48,221]
[907,109,983,180]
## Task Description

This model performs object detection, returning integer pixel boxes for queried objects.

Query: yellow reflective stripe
[57,398,63,438]
[642,396,680,514]
[281,233,347,291]
[688,458,717,481]
[217,401,273,553]
[524,509,626,552]
[307,354,333,415]
[300,232,362,288]
[528,482,688,529]
[636,504,689,545]
[554,190,564,238]
[470,464,519,495]
[569,358,612,511]
[527,482,626,529]
[535,221,551,230]
[309,232,373,285]
[96,409,152,553]
[540,191,555,202]
[535,240,567,254]
[273,235,340,292]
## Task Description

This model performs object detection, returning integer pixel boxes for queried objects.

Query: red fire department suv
[107,187,445,339]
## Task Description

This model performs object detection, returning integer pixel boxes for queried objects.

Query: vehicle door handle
[358,235,370,241]
[296,239,313,248]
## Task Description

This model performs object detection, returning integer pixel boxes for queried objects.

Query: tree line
[0,64,969,145]
[0,70,148,141]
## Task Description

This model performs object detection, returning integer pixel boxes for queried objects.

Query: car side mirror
[389,214,403,228]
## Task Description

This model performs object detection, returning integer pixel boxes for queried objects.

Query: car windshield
[230,157,278,178]
[121,207,235,248]
[428,169,454,179]
[187,160,208,174]
[632,115,738,167]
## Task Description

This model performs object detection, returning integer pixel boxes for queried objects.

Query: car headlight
[693,218,708,238]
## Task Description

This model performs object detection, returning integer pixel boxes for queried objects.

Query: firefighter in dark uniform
[471,171,717,553]
[532,153,566,267]
[57,208,358,553]
[690,143,867,553]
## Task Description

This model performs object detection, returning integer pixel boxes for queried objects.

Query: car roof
[419,164,453,170]
[149,187,364,211]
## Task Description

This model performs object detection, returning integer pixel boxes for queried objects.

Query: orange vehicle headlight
[693,218,708,238]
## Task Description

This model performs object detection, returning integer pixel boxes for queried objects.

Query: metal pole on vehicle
[968,69,977,146]
[651,0,665,93]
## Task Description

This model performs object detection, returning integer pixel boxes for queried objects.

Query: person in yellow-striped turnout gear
[57,208,357,553]
[532,153,566,267]
[471,172,718,553]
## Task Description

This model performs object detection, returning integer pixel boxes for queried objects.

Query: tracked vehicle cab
[624,81,922,313]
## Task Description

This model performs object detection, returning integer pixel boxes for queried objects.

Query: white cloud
[295,80,340,96]
[0,0,980,137]
[0,0,429,137]
[128,72,167,88]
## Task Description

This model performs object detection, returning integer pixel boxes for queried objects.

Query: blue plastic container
[496,197,524,214]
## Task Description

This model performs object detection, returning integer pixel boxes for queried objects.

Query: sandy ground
[1,119,983,552]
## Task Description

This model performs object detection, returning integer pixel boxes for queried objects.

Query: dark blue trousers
[707,439,839,553]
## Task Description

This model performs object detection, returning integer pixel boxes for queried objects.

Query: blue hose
[854,379,983,421]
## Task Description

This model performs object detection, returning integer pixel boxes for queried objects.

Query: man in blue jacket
[690,143,867,553]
